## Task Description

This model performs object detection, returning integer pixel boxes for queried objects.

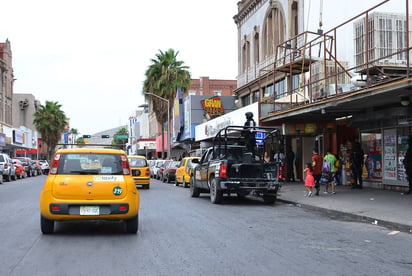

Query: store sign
[196,102,259,141]
[304,123,317,134]
[201,96,224,120]
[13,130,23,144]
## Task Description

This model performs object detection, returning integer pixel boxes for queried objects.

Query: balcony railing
[239,0,412,118]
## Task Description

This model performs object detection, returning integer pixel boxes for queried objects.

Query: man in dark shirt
[351,142,364,189]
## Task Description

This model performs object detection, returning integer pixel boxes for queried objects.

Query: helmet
[245,112,253,119]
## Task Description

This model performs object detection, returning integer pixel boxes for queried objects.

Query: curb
[277,199,412,234]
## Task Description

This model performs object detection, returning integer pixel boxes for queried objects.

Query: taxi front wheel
[41,215,54,234]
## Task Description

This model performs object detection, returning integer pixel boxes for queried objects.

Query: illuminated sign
[201,96,224,120]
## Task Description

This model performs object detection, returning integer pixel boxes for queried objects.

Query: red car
[12,159,26,179]
[162,161,180,183]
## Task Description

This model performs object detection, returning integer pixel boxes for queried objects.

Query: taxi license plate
[80,206,99,215]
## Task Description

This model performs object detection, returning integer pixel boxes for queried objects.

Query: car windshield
[57,153,123,175]
[129,158,147,167]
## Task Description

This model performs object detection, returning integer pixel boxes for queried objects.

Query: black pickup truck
[189,125,284,204]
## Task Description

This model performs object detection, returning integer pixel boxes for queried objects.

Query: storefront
[360,121,411,188]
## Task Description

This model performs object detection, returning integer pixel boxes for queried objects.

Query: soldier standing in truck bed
[242,112,256,155]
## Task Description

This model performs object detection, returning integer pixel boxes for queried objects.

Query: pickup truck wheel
[262,195,277,204]
[210,178,223,204]
[189,177,200,197]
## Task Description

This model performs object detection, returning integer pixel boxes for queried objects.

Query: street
[1,176,411,276]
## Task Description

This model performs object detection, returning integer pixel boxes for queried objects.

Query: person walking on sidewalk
[324,149,338,194]
[312,148,323,195]
[350,142,365,189]
[403,136,412,194]
[303,162,315,196]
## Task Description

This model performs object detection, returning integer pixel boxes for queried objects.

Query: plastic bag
[322,161,331,173]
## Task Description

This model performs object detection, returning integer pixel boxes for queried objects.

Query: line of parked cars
[0,153,49,184]
[149,157,200,186]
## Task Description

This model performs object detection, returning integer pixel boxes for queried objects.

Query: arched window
[263,2,286,58]
[253,26,260,64]
[242,36,250,72]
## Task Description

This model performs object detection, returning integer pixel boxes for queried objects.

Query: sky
[0,0,403,135]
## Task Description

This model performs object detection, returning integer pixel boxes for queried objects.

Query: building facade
[232,1,412,190]
[0,39,13,126]
[0,40,40,158]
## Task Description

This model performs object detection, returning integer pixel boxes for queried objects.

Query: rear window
[187,159,198,166]
[57,153,122,175]
[0,156,4,162]
[129,158,147,167]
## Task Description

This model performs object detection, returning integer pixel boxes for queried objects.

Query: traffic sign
[115,135,129,139]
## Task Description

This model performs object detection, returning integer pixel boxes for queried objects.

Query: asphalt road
[0,175,411,276]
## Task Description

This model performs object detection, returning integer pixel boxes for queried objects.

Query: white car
[37,160,50,174]
[0,153,16,182]
[150,160,165,179]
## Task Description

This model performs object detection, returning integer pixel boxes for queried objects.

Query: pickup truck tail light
[219,164,228,178]
[278,166,283,180]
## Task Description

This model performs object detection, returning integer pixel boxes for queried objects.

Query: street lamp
[144,92,171,159]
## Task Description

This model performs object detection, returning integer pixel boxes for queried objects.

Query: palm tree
[33,101,67,161]
[143,48,191,159]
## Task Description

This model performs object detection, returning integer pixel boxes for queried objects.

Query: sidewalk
[277,181,412,234]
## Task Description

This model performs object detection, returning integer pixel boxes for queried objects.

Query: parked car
[128,155,150,189]
[175,157,200,187]
[37,160,50,174]
[39,147,140,234]
[0,163,4,184]
[15,157,36,177]
[32,160,43,175]
[12,159,26,179]
[151,159,165,179]
[156,160,171,180]
[162,161,180,183]
[0,153,16,181]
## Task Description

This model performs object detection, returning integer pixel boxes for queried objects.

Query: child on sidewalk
[304,162,315,196]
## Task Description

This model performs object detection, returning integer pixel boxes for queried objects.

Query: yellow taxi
[175,156,200,188]
[39,148,140,234]
[128,155,150,189]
